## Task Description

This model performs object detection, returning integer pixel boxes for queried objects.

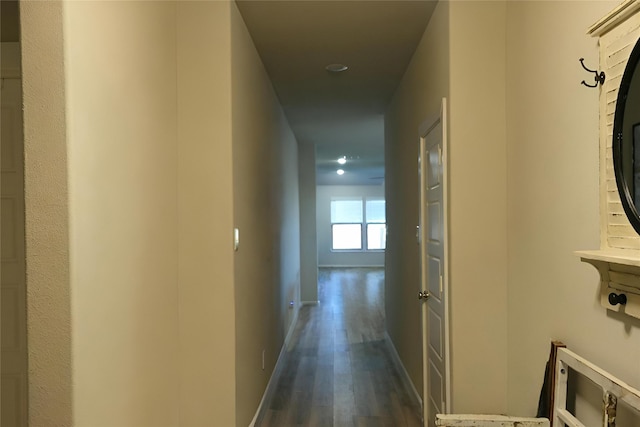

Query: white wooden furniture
[435,415,548,427]
[553,347,640,427]
[577,0,640,320]
[436,347,640,427]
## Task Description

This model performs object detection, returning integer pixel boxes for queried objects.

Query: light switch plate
[234,228,239,251]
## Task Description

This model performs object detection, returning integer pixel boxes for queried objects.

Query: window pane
[331,200,363,223]
[366,200,385,223]
[367,224,386,250]
[332,224,362,250]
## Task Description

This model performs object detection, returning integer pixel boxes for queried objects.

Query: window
[331,199,363,250]
[332,224,362,250]
[330,198,386,251]
[365,200,386,250]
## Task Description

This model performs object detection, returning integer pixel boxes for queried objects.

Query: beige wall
[64,1,180,424]
[231,2,301,425]
[505,0,640,417]
[389,0,640,419]
[387,0,508,413]
[274,128,302,339]
[21,1,300,425]
[385,0,450,399]
[448,0,508,413]
[20,2,72,425]
[299,142,318,303]
[24,0,640,424]
[388,0,640,416]
[177,2,236,425]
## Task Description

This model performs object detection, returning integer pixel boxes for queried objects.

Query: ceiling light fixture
[325,64,348,73]
[336,169,345,175]
[337,156,347,165]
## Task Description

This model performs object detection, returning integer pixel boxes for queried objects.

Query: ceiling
[236,0,437,186]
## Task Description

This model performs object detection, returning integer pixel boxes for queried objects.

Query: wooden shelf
[576,249,640,267]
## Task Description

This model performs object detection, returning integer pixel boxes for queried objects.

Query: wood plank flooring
[255,268,422,427]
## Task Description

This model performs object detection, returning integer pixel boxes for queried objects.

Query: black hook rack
[580,58,605,88]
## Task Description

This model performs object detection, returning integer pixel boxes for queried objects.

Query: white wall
[506,0,640,418]
[316,185,385,267]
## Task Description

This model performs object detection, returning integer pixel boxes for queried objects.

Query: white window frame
[330,197,385,252]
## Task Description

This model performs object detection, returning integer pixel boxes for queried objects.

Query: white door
[418,98,449,427]
[1,42,28,427]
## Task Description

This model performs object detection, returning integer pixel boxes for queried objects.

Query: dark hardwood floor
[256,268,422,427]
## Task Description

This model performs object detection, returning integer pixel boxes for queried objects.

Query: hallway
[256,268,422,427]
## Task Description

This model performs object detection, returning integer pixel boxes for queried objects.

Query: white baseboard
[384,331,423,412]
[248,305,300,427]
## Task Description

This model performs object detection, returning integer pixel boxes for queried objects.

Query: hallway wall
[385,0,450,404]
[386,0,508,414]
[20,2,72,425]
[299,142,319,303]
[447,0,508,414]
[388,0,640,420]
[231,2,301,425]
[176,2,236,425]
[64,2,183,424]
[505,0,640,417]
[21,1,300,425]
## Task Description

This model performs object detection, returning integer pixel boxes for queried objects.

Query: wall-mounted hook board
[576,249,640,319]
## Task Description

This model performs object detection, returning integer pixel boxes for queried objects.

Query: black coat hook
[580,58,605,88]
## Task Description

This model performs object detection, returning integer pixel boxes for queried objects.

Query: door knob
[418,290,430,300]
[608,292,627,306]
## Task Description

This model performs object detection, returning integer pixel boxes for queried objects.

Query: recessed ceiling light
[326,64,348,73]
[337,169,345,175]
[337,156,347,165]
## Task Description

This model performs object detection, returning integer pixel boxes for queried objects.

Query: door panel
[428,360,443,414]
[427,202,441,242]
[427,147,440,186]
[428,310,442,359]
[427,256,441,296]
